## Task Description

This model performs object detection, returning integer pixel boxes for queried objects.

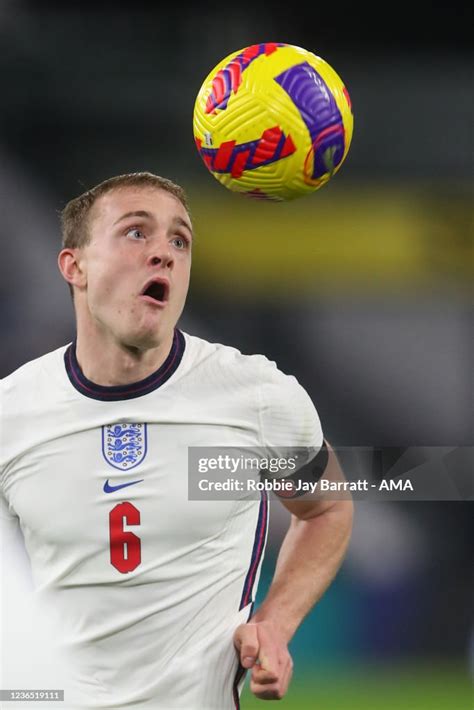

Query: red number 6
[109,502,141,573]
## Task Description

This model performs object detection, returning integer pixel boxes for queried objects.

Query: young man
[0,172,353,709]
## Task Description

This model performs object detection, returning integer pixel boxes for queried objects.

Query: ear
[58,248,87,290]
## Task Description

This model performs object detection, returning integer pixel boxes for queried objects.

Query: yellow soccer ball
[193,42,353,201]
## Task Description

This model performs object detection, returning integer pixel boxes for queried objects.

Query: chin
[122,324,170,352]
[125,333,161,351]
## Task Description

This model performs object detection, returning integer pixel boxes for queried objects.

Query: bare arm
[252,442,353,642]
[234,442,353,700]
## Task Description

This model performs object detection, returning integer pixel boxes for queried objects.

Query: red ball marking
[241,44,260,65]
[263,42,280,55]
[206,73,226,113]
[231,150,250,178]
[202,153,213,169]
[228,60,243,94]
[280,134,296,157]
[214,140,236,171]
[343,86,352,111]
[252,126,282,164]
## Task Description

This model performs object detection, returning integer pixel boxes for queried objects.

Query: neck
[75,329,175,386]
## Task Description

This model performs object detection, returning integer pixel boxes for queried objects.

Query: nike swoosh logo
[103,479,144,493]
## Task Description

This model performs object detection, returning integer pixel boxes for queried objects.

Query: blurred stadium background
[0,2,472,708]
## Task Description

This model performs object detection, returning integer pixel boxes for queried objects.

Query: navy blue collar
[64,329,185,401]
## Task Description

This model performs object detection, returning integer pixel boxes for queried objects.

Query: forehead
[90,186,190,227]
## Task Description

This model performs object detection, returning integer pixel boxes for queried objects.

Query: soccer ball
[193,42,353,201]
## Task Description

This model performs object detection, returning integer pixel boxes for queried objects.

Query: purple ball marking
[275,62,345,179]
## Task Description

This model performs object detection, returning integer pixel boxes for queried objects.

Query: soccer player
[0,172,353,709]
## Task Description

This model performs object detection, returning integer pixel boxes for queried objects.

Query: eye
[126,227,145,240]
[171,235,189,250]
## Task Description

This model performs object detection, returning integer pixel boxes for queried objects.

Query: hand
[233,620,293,700]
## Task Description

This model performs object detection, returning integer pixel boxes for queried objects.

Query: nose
[147,240,173,269]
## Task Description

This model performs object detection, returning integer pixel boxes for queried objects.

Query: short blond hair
[60,172,190,250]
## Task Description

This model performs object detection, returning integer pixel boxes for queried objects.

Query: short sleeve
[257,358,323,476]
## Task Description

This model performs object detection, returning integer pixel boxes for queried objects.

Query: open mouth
[141,279,169,304]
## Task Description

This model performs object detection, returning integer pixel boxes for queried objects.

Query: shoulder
[257,358,323,440]
[181,330,322,445]
[181,330,275,383]
[1,346,71,473]
[1,345,69,400]
[181,329,311,389]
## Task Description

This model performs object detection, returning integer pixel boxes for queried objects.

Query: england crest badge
[102,423,147,470]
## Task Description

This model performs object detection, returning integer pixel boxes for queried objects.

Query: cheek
[91,273,113,300]
[176,272,190,300]
[88,268,128,307]
[179,260,192,288]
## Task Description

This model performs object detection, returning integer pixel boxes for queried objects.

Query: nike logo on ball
[103,479,144,493]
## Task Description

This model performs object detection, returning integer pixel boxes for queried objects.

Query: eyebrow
[113,211,193,238]
[172,216,194,239]
[113,210,155,225]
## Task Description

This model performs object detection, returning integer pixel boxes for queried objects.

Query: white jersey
[0,330,323,710]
